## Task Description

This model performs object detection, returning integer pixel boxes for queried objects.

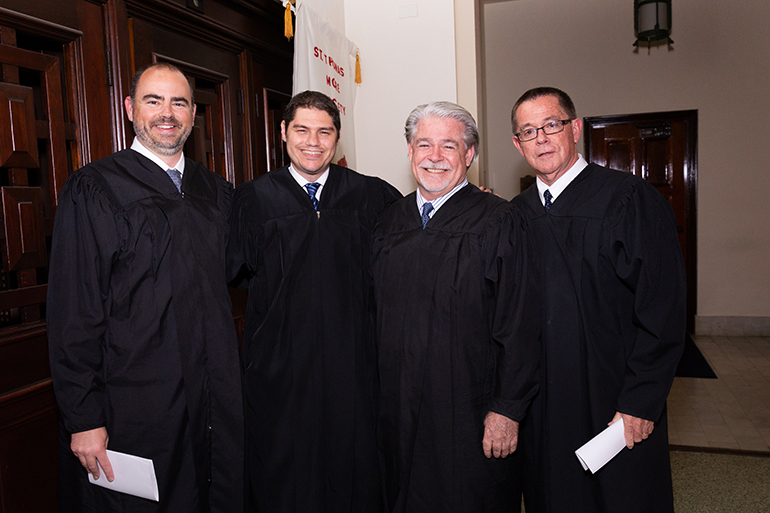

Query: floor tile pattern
[668,336,770,453]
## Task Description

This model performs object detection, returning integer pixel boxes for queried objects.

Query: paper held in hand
[88,449,159,501]
[574,417,627,474]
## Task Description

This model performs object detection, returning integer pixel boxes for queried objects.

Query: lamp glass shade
[639,2,669,33]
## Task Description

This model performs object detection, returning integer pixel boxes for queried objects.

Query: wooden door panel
[0,82,39,168]
[2,186,47,270]
[0,327,49,396]
[0,381,58,513]
[263,87,291,172]
[0,6,109,509]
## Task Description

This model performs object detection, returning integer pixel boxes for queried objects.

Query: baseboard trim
[694,316,770,336]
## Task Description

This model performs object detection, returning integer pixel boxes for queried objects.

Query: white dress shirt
[536,154,588,207]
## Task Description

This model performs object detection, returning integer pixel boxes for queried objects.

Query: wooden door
[0,3,112,510]
[584,111,697,333]
[245,54,293,179]
[263,87,292,172]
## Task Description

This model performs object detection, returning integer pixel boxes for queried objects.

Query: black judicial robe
[511,164,685,513]
[47,149,243,513]
[372,185,540,513]
[227,164,401,513]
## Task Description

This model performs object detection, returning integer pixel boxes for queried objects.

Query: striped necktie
[305,182,320,210]
[421,202,434,229]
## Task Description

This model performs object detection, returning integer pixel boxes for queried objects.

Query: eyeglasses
[514,119,572,142]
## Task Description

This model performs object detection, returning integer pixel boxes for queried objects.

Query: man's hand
[477,186,501,198]
[610,411,654,449]
[482,411,519,458]
[71,427,114,481]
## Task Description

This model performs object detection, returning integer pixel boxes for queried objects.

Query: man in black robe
[47,63,243,513]
[509,87,686,513]
[372,101,539,512]
[227,91,401,512]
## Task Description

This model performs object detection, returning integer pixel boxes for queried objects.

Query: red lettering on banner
[326,75,341,93]
[315,46,346,78]
[332,98,346,116]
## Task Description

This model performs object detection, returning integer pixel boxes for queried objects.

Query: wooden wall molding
[125,0,291,58]
[0,6,83,42]
[219,0,284,20]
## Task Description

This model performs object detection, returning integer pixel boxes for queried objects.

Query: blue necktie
[544,189,553,212]
[421,202,434,229]
[166,168,182,192]
[305,182,321,210]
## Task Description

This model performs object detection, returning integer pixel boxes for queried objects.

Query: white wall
[344,0,458,194]
[298,0,346,33]
[482,0,770,317]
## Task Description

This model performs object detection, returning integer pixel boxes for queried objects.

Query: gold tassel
[355,52,362,85]
[284,2,294,40]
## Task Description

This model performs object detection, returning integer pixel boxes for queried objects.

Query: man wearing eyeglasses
[509,87,685,513]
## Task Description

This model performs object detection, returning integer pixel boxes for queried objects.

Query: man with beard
[227,90,401,512]
[372,101,539,512]
[48,62,243,512]
[509,87,685,513]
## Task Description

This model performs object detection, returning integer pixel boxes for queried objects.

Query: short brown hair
[283,90,341,139]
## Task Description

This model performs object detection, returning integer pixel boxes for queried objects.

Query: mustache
[151,115,181,127]
[417,160,452,170]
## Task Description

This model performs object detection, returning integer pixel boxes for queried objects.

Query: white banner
[289,1,359,168]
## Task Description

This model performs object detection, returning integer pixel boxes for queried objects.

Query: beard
[133,115,192,156]
[414,161,455,193]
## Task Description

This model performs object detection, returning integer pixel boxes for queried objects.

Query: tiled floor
[667,335,770,453]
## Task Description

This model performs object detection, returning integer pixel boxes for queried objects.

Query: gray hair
[404,101,479,164]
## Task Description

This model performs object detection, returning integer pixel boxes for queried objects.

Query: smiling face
[281,107,339,180]
[408,116,474,201]
[512,94,582,186]
[124,67,196,167]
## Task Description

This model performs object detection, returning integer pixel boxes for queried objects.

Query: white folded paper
[574,417,626,474]
[88,450,159,501]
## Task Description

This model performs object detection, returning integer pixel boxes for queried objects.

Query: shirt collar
[289,165,330,199]
[416,178,469,217]
[130,137,186,175]
[536,154,588,205]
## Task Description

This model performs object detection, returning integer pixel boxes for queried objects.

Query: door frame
[584,110,697,334]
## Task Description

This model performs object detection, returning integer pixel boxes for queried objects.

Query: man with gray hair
[510,86,685,513]
[372,101,539,512]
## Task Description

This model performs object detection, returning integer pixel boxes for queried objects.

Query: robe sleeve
[608,179,686,421]
[226,182,258,290]
[375,178,403,209]
[215,172,234,221]
[485,204,540,422]
[47,171,122,434]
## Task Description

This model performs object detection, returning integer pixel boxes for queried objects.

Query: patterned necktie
[421,202,434,229]
[305,182,320,210]
[166,168,182,192]
[543,189,553,212]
